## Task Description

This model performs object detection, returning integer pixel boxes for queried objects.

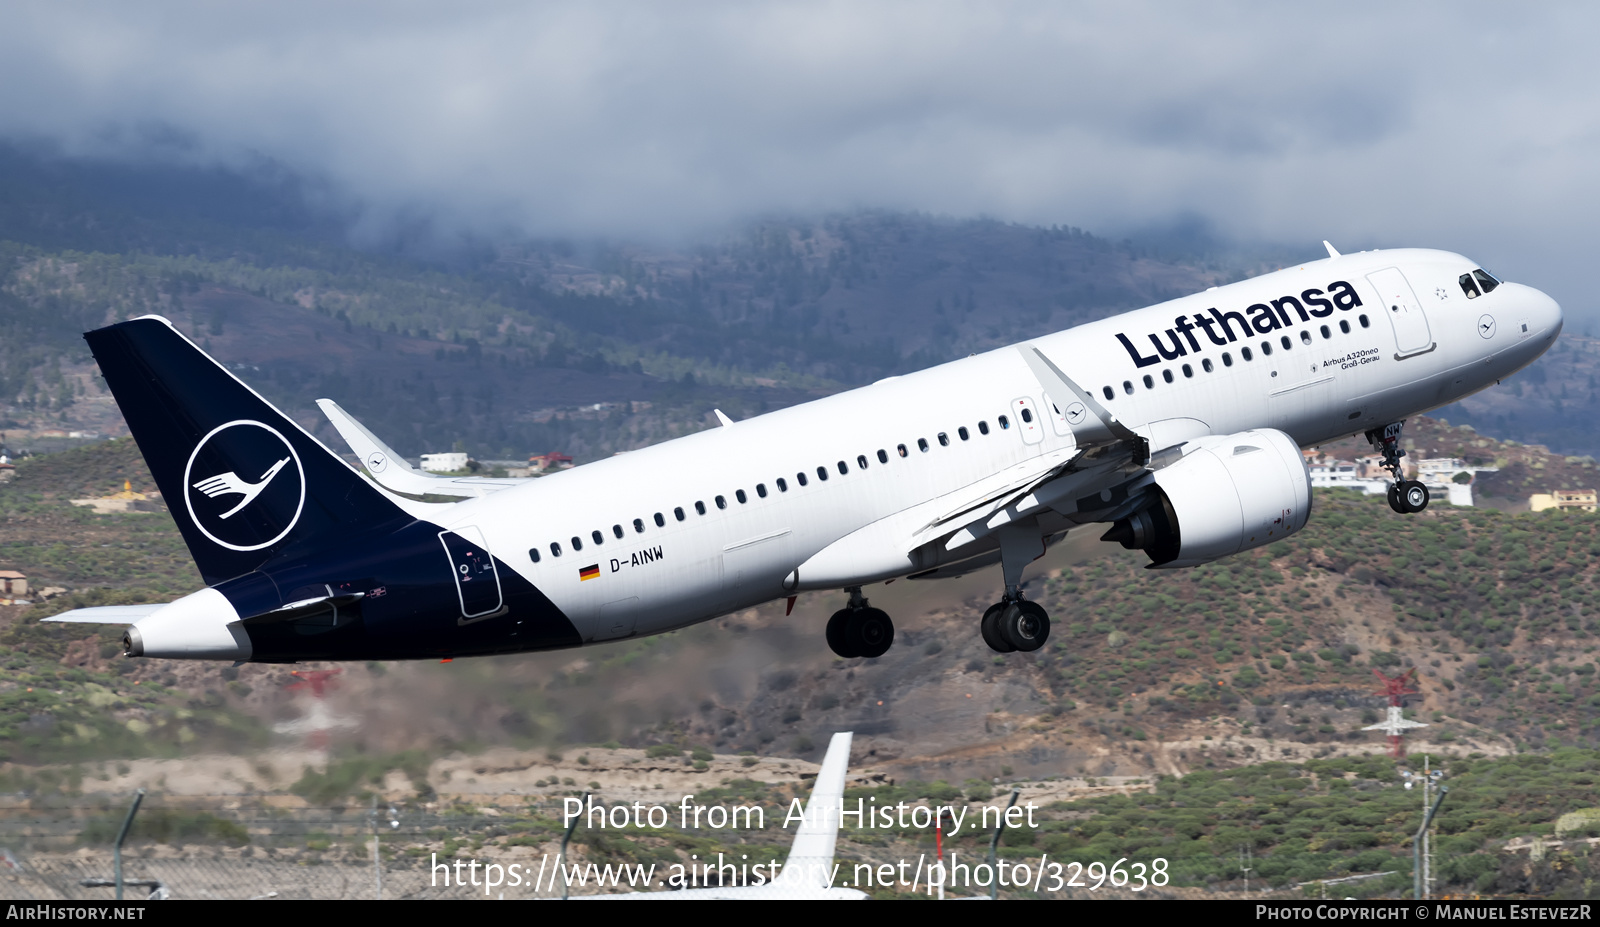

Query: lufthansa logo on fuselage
[183,420,307,552]
[1115,280,1365,368]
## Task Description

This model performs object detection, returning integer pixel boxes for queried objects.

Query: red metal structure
[1369,668,1422,759]
[286,668,342,698]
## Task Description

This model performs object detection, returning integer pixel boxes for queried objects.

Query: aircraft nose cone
[1539,289,1564,338]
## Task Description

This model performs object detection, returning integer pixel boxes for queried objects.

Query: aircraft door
[439,526,504,622]
[1367,267,1435,358]
[1010,397,1044,445]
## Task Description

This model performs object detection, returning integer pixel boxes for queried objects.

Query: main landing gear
[979,520,1053,654]
[826,587,894,659]
[1367,421,1429,514]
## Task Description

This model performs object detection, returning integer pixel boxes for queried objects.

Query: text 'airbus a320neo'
[50,244,1562,665]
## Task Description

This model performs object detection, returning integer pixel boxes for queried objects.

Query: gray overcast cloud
[1,2,1596,316]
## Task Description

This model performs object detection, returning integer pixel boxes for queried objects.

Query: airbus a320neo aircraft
[50,245,1561,665]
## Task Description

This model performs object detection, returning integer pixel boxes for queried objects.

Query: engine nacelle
[1102,428,1311,568]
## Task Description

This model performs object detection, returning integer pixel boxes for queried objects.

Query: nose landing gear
[1368,421,1429,514]
[825,586,895,659]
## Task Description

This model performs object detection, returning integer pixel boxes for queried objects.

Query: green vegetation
[1009,748,1600,897]
[1035,490,1600,744]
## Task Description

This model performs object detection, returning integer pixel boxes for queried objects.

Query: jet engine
[1101,428,1311,568]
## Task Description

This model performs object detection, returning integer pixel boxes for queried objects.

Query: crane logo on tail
[183,420,306,552]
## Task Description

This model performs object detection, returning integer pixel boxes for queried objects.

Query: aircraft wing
[316,399,531,499]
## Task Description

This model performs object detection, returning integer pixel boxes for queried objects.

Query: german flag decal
[578,564,600,582]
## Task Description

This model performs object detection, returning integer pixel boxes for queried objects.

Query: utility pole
[1238,844,1253,896]
[988,788,1020,901]
[112,789,145,901]
[369,795,381,900]
[1413,786,1448,900]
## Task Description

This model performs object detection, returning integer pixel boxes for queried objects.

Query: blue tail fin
[85,316,411,585]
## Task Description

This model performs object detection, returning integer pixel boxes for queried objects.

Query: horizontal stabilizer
[43,604,164,624]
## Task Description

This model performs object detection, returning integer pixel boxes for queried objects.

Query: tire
[1002,600,1051,652]
[980,602,1015,653]
[847,607,894,659]
[1387,482,1406,514]
[825,608,858,658]
[1402,480,1430,513]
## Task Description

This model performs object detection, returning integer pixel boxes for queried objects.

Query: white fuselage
[434,248,1561,644]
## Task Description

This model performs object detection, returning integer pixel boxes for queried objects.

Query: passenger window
[695,501,706,515]
[917,438,929,452]
[756,484,767,498]
[612,524,623,539]
[592,530,604,545]
[978,421,990,434]
[837,460,848,475]
[1281,335,1292,350]
[654,512,665,527]
[1339,320,1350,334]
[853,455,864,470]
[897,444,908,457]
[999,415,1011,429]
[634,518,645,533]
[938,432,950,445]
[777,478,788,492]
[1182,363,1192,378]
[1142,374,1154,389]
[529,547,541,563]
[1261,341,1273,356]
[1122,381,1134,395]
[1222,352,1233,366]
[1102,386,1114,400]
[1473,269,1500,293]
[551,542,563,557]
[1359,314,1370,328]
[958,426,969,441]
[1242,347,1253,361]
[674,507,685,521]
[736,489,747,503]
[817,466,829,481]
[1319,325,1330,339]
[797,471,808,486]
[715,495,727,509]
[572,536,583,551]
[1202,358,1213,373]
[1162,369,1174,384]
[877,449,888,463]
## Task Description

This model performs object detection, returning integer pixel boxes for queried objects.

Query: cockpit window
[1473,269,1500,294]
[1459,273,1481,299]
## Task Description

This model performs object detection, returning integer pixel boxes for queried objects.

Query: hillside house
[529,453,574,472]
[1531,489,1599,512]
[0,571,27,596]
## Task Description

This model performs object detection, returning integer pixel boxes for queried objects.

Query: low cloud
[1,2,1596,314]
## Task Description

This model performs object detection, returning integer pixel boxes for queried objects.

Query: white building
[419,452,470,473]
[1306,455,1496,507]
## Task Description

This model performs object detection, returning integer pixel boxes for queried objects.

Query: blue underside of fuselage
[216,519,582,662]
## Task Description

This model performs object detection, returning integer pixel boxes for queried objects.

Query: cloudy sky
[2,2,1596,320]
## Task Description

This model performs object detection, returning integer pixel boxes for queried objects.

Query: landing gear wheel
[980,602,1015,654]
[1401,480,1430,513]
[1001,600,1051,652]
[846,607,894,659]
[1387,482,1406,514]
[826,608,858,658]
